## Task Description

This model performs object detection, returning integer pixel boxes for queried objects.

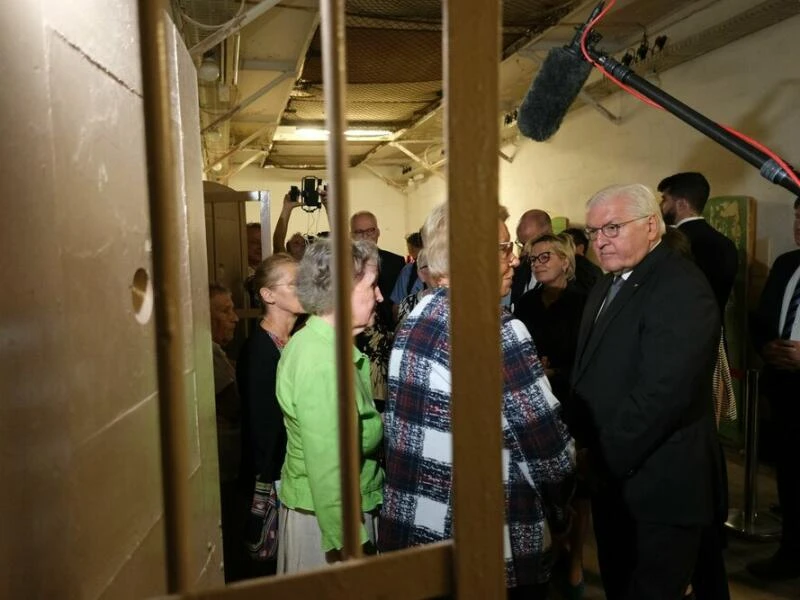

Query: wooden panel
[160,543,453,600]
[444,1,505,599]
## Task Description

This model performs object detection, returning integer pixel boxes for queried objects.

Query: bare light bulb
[198,57,220,82]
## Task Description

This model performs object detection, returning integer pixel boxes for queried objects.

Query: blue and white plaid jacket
[379,288,575,587]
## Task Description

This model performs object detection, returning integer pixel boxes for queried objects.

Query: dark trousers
[691,441,730,600]
[770,394,800,554]
[507,582,548,599]
[691,523,729,599]
[592,493,702,600]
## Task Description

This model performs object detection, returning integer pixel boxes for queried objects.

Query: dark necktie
[781,278,800,339]
[597,275,624,319]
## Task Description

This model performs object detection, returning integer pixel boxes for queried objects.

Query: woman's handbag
[713,330,737,428]
[243,477,279,561]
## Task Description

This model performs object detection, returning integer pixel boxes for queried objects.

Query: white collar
[675,216,704,227]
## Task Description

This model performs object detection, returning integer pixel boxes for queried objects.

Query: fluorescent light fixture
[273,125,395,142]
[345,128,393,138]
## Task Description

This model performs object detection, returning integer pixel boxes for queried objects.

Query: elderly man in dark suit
[571,183,723,599]
[658,172,738,315]
[748,196,800,581]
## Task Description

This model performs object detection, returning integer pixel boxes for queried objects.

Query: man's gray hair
[586,183,666,236]
[350,210,378,230]
[296,238,380,315]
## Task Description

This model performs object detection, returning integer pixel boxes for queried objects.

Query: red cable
[578,0,800,191]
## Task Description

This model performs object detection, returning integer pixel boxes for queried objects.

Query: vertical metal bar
[137,0,192,592]
[743,369,759,525]
[319,0,362,560]
[443,1,505,599]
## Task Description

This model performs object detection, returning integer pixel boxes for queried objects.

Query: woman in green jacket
[276,238,384,573]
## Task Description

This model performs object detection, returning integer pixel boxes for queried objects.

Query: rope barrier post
[725,369,781,540]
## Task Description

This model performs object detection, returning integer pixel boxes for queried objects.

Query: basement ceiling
[171,0,800,187]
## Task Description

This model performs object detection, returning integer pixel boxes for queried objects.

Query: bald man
[510,209,553,305]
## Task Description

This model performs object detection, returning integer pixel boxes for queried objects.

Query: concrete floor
[571,450,799,600]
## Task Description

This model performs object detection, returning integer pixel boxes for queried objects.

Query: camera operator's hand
[282,191,301,214]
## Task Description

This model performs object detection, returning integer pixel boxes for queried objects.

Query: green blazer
[277,316,384,551]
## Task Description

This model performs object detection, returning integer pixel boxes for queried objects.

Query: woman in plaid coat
[380,203,576,599]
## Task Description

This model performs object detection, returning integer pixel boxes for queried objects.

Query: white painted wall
[230,165,411,256]
[407,15,800,265]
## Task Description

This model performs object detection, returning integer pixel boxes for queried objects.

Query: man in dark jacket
[350,211,405,410]
[658,172,738,315]
[748,196,800,581]
[563,227,602,294]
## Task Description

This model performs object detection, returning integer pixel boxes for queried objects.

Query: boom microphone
[517,3,603,142]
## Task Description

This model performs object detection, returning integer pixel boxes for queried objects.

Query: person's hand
[325,548,343,563]
[778,340,800,370]
[763,339,800,370]
[282,191,301,213]
[550,506,575,551]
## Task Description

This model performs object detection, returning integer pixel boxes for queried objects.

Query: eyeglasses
[498,241,515,258]
[528,251,551,265]
[514,240,525,250]
[584,215,651,241]
[352,227,377,237]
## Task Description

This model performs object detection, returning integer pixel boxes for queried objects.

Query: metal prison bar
[139,0,506,597]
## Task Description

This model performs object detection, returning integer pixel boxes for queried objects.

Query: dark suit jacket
[573,254,602,295]
[679,219,738,315]
[570,242,722,526]
[751,248,800,401]
[377,248,405,329]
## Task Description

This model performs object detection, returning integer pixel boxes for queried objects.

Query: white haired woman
[276,239,384,573]
[380,203,576,599]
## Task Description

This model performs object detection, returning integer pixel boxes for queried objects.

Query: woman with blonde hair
[237,253,305,573]
[514,232,590,599]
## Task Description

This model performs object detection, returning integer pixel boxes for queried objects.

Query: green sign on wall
[704,196,756,446]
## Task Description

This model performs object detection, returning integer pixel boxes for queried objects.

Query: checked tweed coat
[379,288,575,587]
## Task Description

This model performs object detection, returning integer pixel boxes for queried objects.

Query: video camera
[290,176,327,209]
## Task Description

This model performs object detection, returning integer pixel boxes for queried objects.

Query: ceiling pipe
[204,123,274,173]
[202,71,294,133]
[189,0,282,58]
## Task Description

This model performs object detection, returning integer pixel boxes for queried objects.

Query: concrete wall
[407,14,800,266]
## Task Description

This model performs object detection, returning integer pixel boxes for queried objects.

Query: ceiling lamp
[273,125,394,142]
[345,129,393,138]
[198,53,220,82]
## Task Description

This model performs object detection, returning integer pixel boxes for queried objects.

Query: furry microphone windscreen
[517,47,593,142]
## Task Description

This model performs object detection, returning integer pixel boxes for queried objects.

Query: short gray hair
[296,238,380,315]
[421,202,449,283]
[422,203,510,283]
[586,183,666,236]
